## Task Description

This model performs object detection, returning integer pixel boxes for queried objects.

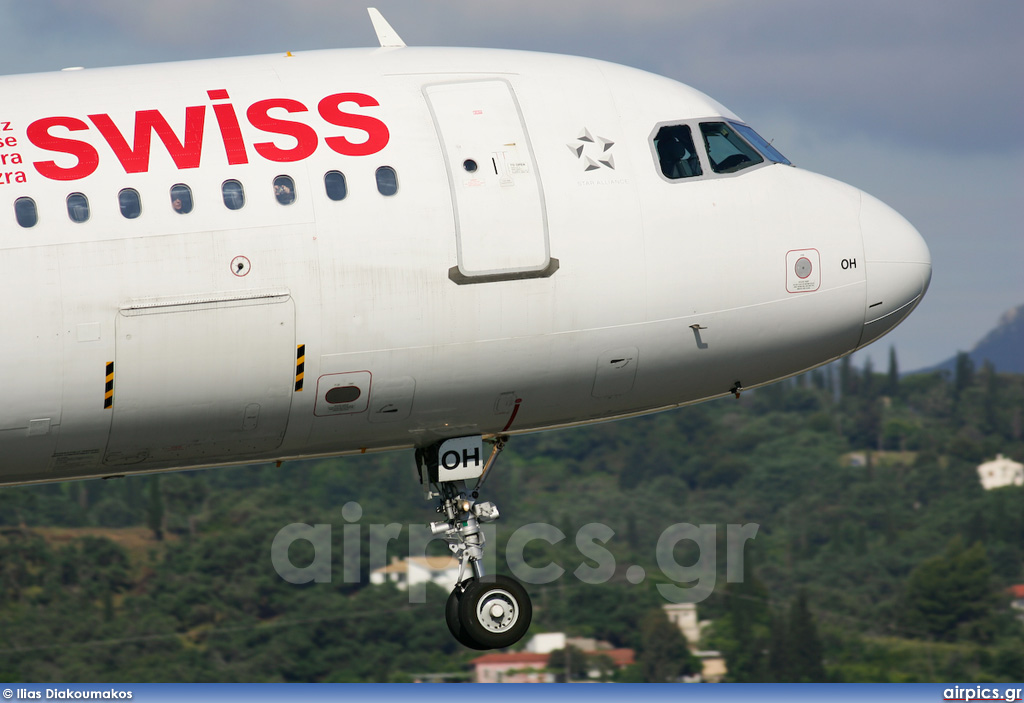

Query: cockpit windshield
[699,122,764,174]
[653,119,792,182]
[654,125,703,179]
[728,121,792,166]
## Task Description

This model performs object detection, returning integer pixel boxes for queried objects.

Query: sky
[1,0,1020,372]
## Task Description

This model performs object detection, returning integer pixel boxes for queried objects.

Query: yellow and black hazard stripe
[295,344,305,392]
[104,361,114,409]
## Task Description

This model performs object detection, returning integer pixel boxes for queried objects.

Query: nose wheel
[418,436,533,650]
[447,575,533,650]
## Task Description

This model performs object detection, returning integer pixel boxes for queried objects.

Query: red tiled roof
[471,648,636,667]
[1008,584,1024,599]
[471,652,550,665]
[598,648,635,667]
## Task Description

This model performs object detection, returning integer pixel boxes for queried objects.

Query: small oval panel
[326,386,361,404]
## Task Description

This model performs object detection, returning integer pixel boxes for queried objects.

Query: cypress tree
[718,568,770,681]
[637,610,699,682]
[767,610,791,681]
[887,346,900,396]
[787,591,826,682]
[146,476,164,541]
[767,592,826,682]
[954,351,974,402]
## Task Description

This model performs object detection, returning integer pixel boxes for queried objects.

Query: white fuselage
[0,47,931,484]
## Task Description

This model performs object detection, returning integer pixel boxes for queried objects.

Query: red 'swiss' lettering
[27,116,100,181]
[208,89,249,165]
[26,89,390,181]
[319,93,390,156]
[88,107,205,173]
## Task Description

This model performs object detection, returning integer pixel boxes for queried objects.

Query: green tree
[147,476,164,541]
[887,347,900,396]
[161,474,208,537]
[954,351,974,403]
[636,609,699,682]
[764,592,826,682]
[786,591,826,682]
[901,537,998,642]
[714,571,771,681]
[767,610,792,681]
[547,645,588,682]
[839,355,855,397]
[862,356,876,398]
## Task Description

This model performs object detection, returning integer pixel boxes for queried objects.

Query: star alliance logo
[567,128,615,171]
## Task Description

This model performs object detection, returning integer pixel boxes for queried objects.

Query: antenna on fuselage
[368,7,406,48]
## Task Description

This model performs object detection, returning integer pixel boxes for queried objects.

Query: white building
[663,603,727,683]
[663,603,710,645]
[524,632,605,654]
[977,454,1024,490]
[524,632,566,654]
[369,555,460,591]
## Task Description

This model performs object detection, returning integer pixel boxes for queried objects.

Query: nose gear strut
[416,435,532,650]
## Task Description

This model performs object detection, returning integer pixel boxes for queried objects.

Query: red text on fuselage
[26,90,390,181]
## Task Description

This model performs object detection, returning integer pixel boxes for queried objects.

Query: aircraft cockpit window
[729,121,791,165]
[119,188,142,219]
[699,122,764,174]
[274,175,296,205]
[170,184,194,214]
[222,180,245,210]
[375,166,398,196]
[324,171,348,201]
[67,193,90,223]
[14,197,37,228]
[654,125,703,179]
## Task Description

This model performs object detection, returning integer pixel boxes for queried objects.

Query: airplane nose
[858,192,932,348]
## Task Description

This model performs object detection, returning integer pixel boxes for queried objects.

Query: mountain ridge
[914,303,1024,374]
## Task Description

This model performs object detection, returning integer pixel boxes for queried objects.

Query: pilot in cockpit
[655,125,703,180]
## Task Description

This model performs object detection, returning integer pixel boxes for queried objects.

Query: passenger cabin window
[375,166,398,196]
[170,184,194,214]
[654,125,702,179]
[119,188,142,219]
[700,122,764,174]
[729,121,792,165]
[14,197,38,228]
[66,193,90,223]
[324,171,347,201]
[274,175,296,205]
[222,179,245,210]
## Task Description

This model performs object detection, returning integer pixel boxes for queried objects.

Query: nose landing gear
[417,436,533,650]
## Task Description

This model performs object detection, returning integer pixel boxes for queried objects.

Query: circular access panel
[231,256,251,277]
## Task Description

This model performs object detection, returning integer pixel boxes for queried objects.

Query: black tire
[457,574,532,650]
[445,582,488,650]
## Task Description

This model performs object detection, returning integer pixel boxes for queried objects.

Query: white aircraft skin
[0,41,931,486]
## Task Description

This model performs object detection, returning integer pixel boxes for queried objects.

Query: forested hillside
[0,351,1022,682]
